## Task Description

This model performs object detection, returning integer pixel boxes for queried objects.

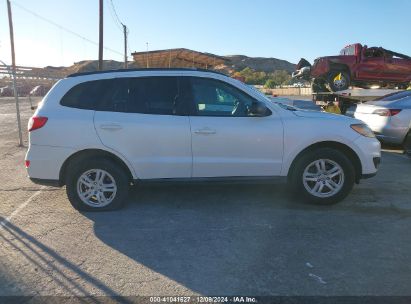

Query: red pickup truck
[293,43,411,92]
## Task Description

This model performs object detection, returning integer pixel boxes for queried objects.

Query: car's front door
[186,77,284,178]
[94,76,192,179]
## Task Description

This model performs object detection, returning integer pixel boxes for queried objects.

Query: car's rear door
[185,76,283,178]
[94,76,192,179]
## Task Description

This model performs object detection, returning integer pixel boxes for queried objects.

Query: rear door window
[96,78,129,112]
[128,77,186,115]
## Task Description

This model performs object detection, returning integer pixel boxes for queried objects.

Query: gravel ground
[0,97,410,297]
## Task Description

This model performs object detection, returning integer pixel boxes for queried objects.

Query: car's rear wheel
[327,70,350,92]
[66,159,129,211]
[289,148,355,205]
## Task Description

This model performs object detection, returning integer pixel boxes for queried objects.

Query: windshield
[246,84,272,102]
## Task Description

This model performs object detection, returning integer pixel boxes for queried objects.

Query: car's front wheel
[66,159,129,211]
[311,78,328,93]
[289,148,355,205]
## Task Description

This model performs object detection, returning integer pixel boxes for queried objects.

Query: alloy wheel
[77,169,117,207]
[302,159,344,198]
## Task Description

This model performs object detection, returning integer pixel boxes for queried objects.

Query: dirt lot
[0,97,411,297]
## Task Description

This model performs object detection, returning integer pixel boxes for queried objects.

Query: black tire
[311,78,328,93]
[326,70,350,92]
[289,148,355,205]
[398,83,409,90]
[403,131,411,157]
[66,158,130,211]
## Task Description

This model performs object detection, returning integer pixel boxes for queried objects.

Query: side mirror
[249,101,271,117]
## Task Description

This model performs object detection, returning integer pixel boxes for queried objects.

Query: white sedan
[347,91,411,145]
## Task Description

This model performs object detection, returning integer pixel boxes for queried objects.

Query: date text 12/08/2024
[149,297,257,303]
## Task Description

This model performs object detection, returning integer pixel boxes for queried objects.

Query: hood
[293,109,360,123]
[315,55,344,61]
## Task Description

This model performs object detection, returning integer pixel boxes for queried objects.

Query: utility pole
[6,0,23,147]
[123,24,128,69]
[146,42,149,68]
[98,0,103,70]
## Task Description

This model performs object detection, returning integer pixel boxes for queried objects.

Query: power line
[106,0,130,68]
[107,0,123,31]
[11,0,123,57]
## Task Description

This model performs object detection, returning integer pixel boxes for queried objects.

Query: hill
[222,55,295,74]
[40,55,296,77]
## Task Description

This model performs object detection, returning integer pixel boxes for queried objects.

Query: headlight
[351,124,375,138]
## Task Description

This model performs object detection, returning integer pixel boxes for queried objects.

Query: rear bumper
[375,133,406,145]
[25,144,75,181]
[354,113,408,144]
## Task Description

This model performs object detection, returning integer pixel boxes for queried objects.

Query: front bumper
[361,156,381,179]
[353,136,381,177]
[292,66,311,79]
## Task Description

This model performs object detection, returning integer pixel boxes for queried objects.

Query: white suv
[26,69,381,211]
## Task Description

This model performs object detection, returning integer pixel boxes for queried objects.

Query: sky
[0,0,410,68]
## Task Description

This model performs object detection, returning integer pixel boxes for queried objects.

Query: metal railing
[0,65,65,80]
[0,60,23,146]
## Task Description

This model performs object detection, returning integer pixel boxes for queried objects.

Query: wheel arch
[59,149,134,186]
[287,141,362,183]
[328,62,351,77]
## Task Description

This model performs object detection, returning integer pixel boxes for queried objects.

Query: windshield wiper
[273,102,297,111]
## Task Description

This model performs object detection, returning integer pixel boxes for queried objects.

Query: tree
[236,67,268,85]
[264,79,276,89]
[271,70,291,87]
[234,68,292,87]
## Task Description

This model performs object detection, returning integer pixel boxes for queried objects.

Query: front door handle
[194,128,216,135]
[99,124,123,131]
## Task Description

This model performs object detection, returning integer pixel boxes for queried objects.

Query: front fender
[281,136,361,176]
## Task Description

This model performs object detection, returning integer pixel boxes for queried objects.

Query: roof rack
[67,68,228,78]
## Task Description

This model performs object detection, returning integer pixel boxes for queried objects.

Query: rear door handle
[194,128,216,135]
[99,124,123,131]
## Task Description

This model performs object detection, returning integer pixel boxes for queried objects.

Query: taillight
[372,109,401,116]
[28,116,48,132]
[389,109,402,116]
[25,160,30,168]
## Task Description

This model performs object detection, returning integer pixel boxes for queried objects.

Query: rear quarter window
[60,80,104,110]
